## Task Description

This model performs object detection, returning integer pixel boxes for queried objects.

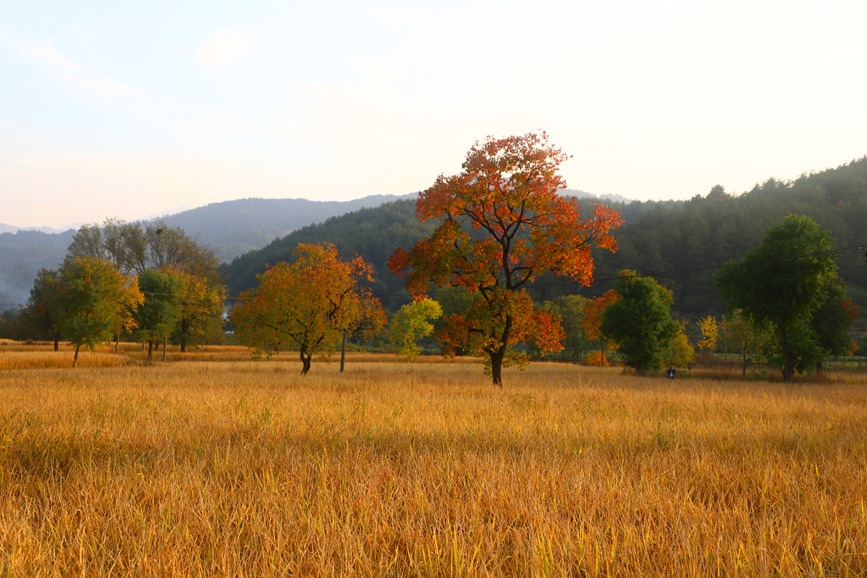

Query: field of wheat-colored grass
[0,349,865,576]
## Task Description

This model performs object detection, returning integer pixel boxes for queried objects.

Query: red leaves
[580,289,618,342]
[390,132,622,383]
[404,133,621,299]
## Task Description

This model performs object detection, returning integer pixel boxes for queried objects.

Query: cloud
[197,30,251,69]
[15,41,150,105]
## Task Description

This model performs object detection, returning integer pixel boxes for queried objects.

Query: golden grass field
[1,343,866,576]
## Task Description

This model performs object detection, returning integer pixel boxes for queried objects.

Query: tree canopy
[390,132,621,385]
[59,257,143,366]
[231,243,385,375]
[135,269,182,364]
[388,297,443,360]
[66,218,220,280]
[715,214,852,381]
[600,271,681,374]
[23,268,66,351]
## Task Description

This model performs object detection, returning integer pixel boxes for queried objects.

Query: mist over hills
[0,229,77,311]
[0,194,414,311]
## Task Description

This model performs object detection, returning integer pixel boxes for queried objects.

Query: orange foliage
[389,132,620,384]
[585,350,610,367]
[580,289,618,342]
[231,243,385,374]
[580,289,619,365]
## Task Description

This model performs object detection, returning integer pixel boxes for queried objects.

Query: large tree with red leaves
[389,132,621,386]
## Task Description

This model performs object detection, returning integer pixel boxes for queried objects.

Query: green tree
[600,271,681,374]
[23,268,67,351]
[719,310,774,376]
[135,269,181,364]
[665,322,695,368]
[0,309,27,341]
[58,257,139,366]
[715,215,843,381]
[389,298,443,360]
[166,268,227,352]
[811,282,858,373]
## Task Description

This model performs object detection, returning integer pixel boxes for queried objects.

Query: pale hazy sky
[2,0,865,228]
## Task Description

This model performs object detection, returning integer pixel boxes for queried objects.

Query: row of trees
[20,220,226,365]
[224,133,859,385]
[220,157,867,333]
[6,134,860,383]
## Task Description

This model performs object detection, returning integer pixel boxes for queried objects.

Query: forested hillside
[223,200,436,311]
[592,158,867,321]
[224,158,867,335]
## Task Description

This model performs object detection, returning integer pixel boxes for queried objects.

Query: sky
[1,0,865,229]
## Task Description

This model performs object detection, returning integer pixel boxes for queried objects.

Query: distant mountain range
[0,223,80,235]
[0,193,415,311]
[158,194,417,263]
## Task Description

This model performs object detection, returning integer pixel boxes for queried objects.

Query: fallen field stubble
[0,358,865,576]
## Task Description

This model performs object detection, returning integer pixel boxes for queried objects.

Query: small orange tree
[232,243,385,375]
[581,289,619,366]
[389,132,621,386]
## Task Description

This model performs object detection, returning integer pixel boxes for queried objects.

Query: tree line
[2,136,864,383]
[220,157,867,333]
[228,133,860,383]
[10,220,226,365]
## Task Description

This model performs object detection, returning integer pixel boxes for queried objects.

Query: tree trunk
[487,317,512,387]
[340,331,346,373]
[53,332,60,352]
[779,326,795,382]
[781,346,795,381]
[147,340,154,364]
[489,348,505,387]
[72,345,80,367]
[180,335,187,353]
[299,347,312,375]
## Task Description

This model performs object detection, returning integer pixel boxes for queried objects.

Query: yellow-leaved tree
[167,268,227,352]
[231,243,385,375]
[697,315,719,354]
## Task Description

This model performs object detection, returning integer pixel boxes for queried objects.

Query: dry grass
[0,343,254,368]
[0,354,865,576]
